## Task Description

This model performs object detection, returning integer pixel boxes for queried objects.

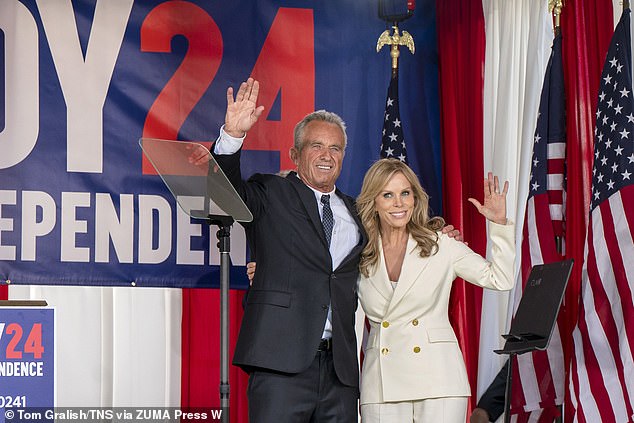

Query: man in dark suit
[212,78,367,422]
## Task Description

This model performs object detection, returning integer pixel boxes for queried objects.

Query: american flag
[380,73,408,163]
[361,71,410,375]
[510,31,567,422]
[568,9,634,422]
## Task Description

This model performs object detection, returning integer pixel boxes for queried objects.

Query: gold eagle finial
[377,25,415,71]
[548,0,563,28]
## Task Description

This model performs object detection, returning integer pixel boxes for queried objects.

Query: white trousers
[360,397,468,423]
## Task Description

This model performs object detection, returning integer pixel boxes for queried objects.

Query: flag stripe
[546,323,565,401]
[546,190,564,204]
[548,204,563,221]
[578,203,630,420]
[602,193,634,363]
[525,199,545,269]
[570,324,600,423]
[533,194,561,261]
[547,143,566,159]
[575,263,616,422]
[576,262,620,421]
[547,174,565,191]
[608,192,634,407]
[594,207,632,418]
[592,196,634,414]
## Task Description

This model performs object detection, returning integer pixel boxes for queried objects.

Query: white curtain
[479,0,553,400]
[10,286,182,406]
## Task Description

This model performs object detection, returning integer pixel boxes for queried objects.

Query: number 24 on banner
[0,323,45,359]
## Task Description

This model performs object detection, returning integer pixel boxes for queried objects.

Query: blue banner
[0,0,441,288]
[0,307,54,412]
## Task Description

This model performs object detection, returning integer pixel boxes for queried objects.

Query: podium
[495,259,573,422]
[139,138,252,422]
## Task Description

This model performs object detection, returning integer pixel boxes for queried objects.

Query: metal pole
[219,238,230,422]
[210,216,234,423]
[503,353,514,423]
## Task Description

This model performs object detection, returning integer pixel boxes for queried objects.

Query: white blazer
[358,222,515,405]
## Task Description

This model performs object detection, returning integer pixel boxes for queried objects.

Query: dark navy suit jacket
[214,148,367,388]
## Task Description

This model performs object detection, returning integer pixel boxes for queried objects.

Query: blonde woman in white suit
[357,159,515,423]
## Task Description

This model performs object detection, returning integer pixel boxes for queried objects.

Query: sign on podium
[0,301,55,413]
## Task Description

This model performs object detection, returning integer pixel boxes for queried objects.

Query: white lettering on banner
[0,361,44,376]
[21,191,56,261]
[36,0,134,173]
[0,1,39,169]
[176,196,206,265]
[138,195,172,264]
[0,191,17,260]
[174,194,246,266]
[0,323,4,340]
[61,192,91,262]
[95,193,134,263]
[0,190,247,267]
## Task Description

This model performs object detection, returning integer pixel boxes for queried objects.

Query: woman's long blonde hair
[357,159,444,277]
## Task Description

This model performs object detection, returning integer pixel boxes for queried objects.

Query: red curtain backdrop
[181,289,249,422]
[560,0,614,419]
[435,0,486,414]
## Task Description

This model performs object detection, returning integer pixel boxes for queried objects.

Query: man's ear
[289,147,298,164]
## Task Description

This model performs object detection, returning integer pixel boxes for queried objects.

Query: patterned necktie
[321,194,334,246]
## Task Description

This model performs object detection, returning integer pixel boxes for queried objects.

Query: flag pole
[549,0,563,35]
[549,0,564,258]
[545,11,565,422]
[376,21,415,163]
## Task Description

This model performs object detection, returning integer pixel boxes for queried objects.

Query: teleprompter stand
[139,138,253,423]
[494,259,573,423]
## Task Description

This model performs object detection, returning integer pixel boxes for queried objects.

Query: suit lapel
[366,242,398,303]
[386,235,430,314]
[285,174,367,269]
[286,172,330,249]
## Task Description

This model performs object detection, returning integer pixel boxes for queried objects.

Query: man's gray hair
[293,110,348,151]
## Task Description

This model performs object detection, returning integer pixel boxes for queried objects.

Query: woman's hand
[468,172,509,225]
[246,262,256,286]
